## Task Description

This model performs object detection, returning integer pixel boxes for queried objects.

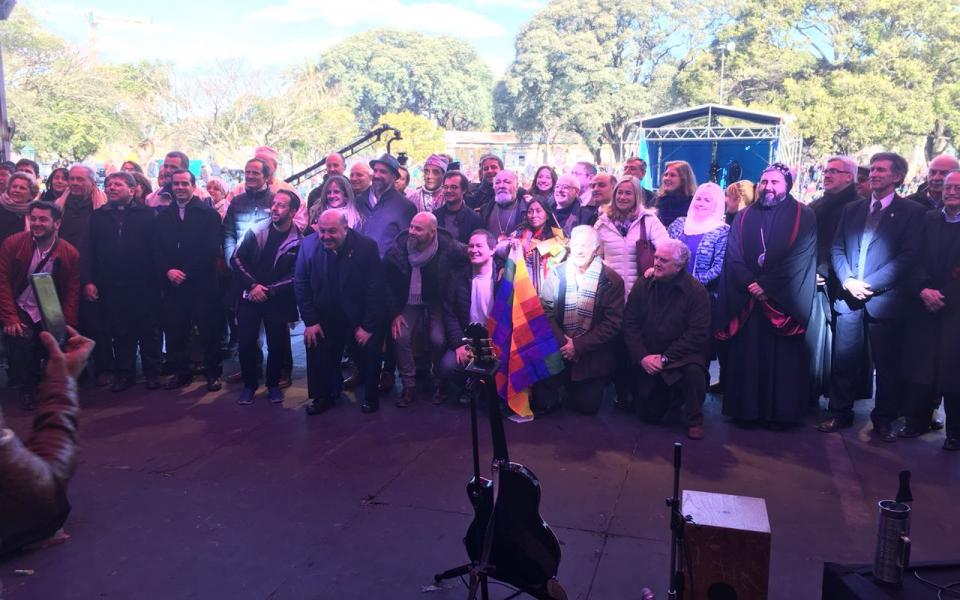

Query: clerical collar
[942,207,960,224]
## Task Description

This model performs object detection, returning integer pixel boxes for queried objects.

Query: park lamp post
[718,41,736,105]
[0,0,17,162]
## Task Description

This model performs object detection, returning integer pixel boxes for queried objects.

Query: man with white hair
[383,211,470,407]
[623,239,711,439]
[907,154,960,210]
[535,225,624,415]
[479,169,527,240]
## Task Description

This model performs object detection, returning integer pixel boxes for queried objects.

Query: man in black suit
[819,152,926,441]
[294,209,385,415]
[154,169,224,391]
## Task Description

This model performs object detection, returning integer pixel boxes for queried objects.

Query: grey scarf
[406,234,439,305]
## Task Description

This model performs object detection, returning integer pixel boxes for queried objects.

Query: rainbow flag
[488,245,565,419]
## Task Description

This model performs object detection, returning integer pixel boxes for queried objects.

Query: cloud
[245,0,505,38]
[474,0,545,10]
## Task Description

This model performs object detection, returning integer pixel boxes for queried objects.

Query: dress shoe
[305,397,333,416]
[206,377,223,392]
[267,387,284,404]
[19,390,35,411]
[898,423,930,438]
[164,374,193,390]
[237,387,256,405]
[144,375,160,390]
[687,425,705,440]
[395,386,415,408]
[378,371,395,392]
[224,371,244,384]
[817,416,854,433]
[110,376,135,393]
[943,437,960,451]
[873,424,897,443]
[360,400,380,414]
[277,375,292,390]
[343,372,363,390]
[931,416,945,431]
[707,381,724,395]
[95,372,112,387]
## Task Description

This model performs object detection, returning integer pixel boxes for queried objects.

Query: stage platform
[1,346,957,599]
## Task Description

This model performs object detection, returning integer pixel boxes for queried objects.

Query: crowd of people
[0,146,957,454]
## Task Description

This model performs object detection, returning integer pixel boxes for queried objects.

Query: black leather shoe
[343,372,362,390]
[931,416,945,431]
[360,401,379,414]
[943,437,960,451]
[898,423,930,438]
[817,416,853,433]
[305,398,333,416]
[874,424,897,443]
[206,377,223,392]
[110,376,135,393]
[164,374,192,390]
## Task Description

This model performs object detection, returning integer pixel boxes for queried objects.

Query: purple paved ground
[0,342,957,599]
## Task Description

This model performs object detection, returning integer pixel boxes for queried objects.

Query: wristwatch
[660,355,669,366]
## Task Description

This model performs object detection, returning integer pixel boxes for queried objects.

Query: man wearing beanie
[407,154,449,213]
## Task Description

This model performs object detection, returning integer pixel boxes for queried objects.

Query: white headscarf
[682,182,727,235]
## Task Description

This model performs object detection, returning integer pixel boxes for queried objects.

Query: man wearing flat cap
[407,154,449,213]
[358,154,417,258]
[714,162,817,428]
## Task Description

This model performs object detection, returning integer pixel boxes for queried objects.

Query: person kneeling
[623,240,710,439]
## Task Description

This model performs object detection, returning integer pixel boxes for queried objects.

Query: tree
[497,0,725,163]
[313,29,494,130]
[372,111,445,167]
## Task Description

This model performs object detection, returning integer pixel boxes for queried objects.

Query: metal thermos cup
[873,500,911,585]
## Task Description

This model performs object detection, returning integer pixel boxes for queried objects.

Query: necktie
[871,200,882,214]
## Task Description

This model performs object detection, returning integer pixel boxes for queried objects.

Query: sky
[22,0,545,77]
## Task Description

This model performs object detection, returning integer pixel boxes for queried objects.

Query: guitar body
[464,461,562,590]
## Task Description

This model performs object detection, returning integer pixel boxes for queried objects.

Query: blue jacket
[666,218,729,293]
[357,187,416,258]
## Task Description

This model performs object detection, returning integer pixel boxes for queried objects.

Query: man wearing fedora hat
[358,154,417,259]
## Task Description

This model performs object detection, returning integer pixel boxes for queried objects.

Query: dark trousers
[163,286,222,380]
[237,299,290,389]
[533,371,606,415]
[829,310,902,425]
[81,299,112,376]
[101,292,161,380]
[635,364,707,426]
[905,383,959,438]
[4,310,44,391]
[305,318,382,405]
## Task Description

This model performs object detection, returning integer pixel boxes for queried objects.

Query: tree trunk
[925,118,949,161]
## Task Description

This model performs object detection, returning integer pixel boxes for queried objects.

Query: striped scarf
[562,256,602,337]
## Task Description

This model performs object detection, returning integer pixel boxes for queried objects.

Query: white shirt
[869,190,896,212]
[470,271,495,324]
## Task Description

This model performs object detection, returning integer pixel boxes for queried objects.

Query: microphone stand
[666,442,690,600]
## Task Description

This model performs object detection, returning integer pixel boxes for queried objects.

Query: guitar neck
[483,374,510,464]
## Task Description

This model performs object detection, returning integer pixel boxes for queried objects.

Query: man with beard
[465,154,503,210]
[819,152,925,441]
[154,169,224,392]
[714,163,817,428]
[294,209,384,415]
[384,212,469,407]
[433,171,482,244]
[553,174,589,235]
[622,157,656,208]
[357,154,417,258]
[80,172,161,392]
[906,154,960,211]
[480,170,527,240]
[0,202,80,409]
[407,154,448,213]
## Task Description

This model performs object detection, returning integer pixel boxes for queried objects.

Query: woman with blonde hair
[0,171,39,241]
[654,160,697,229]
[724,180,755,224]
[667,182,730,294]
[309,174,363,230]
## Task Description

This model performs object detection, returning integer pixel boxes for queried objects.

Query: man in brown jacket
[536,225,624,415]
[624,239,711,439]
[0,325,94,556]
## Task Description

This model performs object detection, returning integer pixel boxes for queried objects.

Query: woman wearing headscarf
[0,172,38,241]
[667,182,730,294]
[308,174,364,232]
[654,160,697,229]
[724,180,755,225]
[40,168,69,203]
[529,165,557,210]
[498,197,567,293]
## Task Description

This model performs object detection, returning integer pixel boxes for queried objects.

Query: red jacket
[0,232,80,329]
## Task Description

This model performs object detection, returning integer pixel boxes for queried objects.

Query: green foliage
[315,29,494,130]
[372,111,445,166]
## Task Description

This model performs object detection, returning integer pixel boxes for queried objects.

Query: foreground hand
[455,344,471,366]
[303,324,324,348]
[843,278,873,301]
[354,327,373,347]
[640,354,663,376]
[560,335,577,361]
[816,273,826,286]
[643,267,654,279]
[920,288,945,312]
[167,269,187,286]
[248,284,269,303]
[40,326,95,380]
[391,315,408,340]
[3,323,24,337]
[83,284,99,302]
[747,282,767,302]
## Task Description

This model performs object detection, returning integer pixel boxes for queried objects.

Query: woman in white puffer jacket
[594,176,669,300]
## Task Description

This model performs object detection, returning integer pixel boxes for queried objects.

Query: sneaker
[206,377,223,392]
[277,375,292,390]
[268,387,284,404]
[237,388,255,405]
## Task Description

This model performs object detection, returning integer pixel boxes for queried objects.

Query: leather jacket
[0,375,79,556]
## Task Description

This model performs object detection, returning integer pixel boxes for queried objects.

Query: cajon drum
[682,490,771,600]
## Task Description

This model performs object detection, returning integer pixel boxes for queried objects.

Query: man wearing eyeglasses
[433,171,482,244]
